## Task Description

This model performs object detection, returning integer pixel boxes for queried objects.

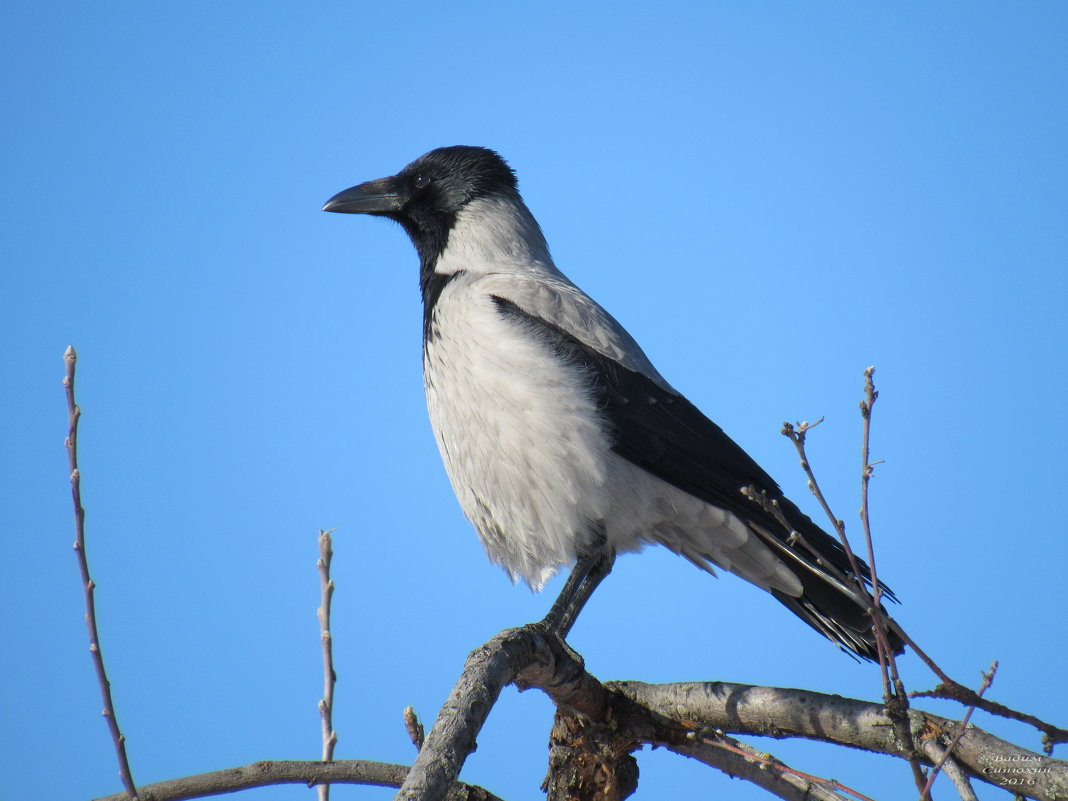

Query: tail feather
[771,578,904,661]
[748,520,905,660]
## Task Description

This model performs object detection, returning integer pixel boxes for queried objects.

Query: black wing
[493,295,903,658]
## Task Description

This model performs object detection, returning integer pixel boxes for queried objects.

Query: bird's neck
[431,195,552,278]
[418,194,555,315]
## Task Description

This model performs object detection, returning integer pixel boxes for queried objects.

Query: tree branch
[92,760,504,801]
[65,346,139,800]
[316,529,338,801]
[910,675,1068,754]
[617,680,1067,801]
[857,367,926,792]
[920,739,979,801]
[394,623,1067,801]
[72,355,1062,801]
[395,623,602,800]
[920,660,996,799]
[781,402,927,792]
[672,733,856,801]
[85,623,1065,801]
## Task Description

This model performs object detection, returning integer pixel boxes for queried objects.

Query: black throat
[421,268,465,343]
[392,212,461,343]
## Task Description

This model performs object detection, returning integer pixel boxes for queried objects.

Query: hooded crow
[324,145,902,659]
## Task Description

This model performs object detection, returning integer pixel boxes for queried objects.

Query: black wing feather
[493,295,903,658]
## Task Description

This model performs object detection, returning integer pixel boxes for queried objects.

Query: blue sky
[3,3,1066,800]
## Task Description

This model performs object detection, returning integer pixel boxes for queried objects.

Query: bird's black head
[323,146,519,267]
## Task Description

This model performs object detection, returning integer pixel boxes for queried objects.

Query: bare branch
[779,416,875,616]
[72,356,1063,801]
[616,680,1067,801]
[909,671,1068,755]
[862,613,1068,751]
[740,484,860,595]
[857,367,881,604]
[538,643,851,801]
[920,661,996,799]
[780,385,926,792]
[682,732,857,801]
[857,371,1063,753]
[856,367,926,792]
[316,529,338,801]
[64,346,139,800]
[91,760,504,801]
[392,620,1066,801]
[781,417,851,555]
[87,664,1065,801]
[857,367,894,670]
[542,705,854,801]
[395,623,605,800]
[920,739,979,801]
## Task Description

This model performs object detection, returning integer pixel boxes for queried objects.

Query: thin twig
[857,368,882,604]
[856,368,926,793]
[856,370,901,669]
[769,373,1066,770]
[900,627,1068,752]
[780,417,871,605]
[858,367,892,685]
[696,732,867,801]
[779,374,928,792]
[740,484,861,597]
[920,740,979,801]
[317,529,338,801]
[858,374,1065,754]
[672,731,852,800]
[920,661,996,800]
[64,346,139,801]
[780,417,908,681]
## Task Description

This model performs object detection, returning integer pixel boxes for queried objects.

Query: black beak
[322,177,408,215]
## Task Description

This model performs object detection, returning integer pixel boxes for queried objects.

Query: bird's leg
[540,528,615,639]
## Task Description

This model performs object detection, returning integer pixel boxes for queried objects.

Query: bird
[323,145,903,659]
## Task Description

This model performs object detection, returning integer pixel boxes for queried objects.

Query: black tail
[753,498,905,661]
[771,571,904,661]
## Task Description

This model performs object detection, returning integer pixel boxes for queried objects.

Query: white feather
[424,195,802,596]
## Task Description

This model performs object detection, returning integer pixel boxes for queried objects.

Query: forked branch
[395,624,1066,801]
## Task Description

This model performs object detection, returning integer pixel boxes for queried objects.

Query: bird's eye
[414,173,432,190]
